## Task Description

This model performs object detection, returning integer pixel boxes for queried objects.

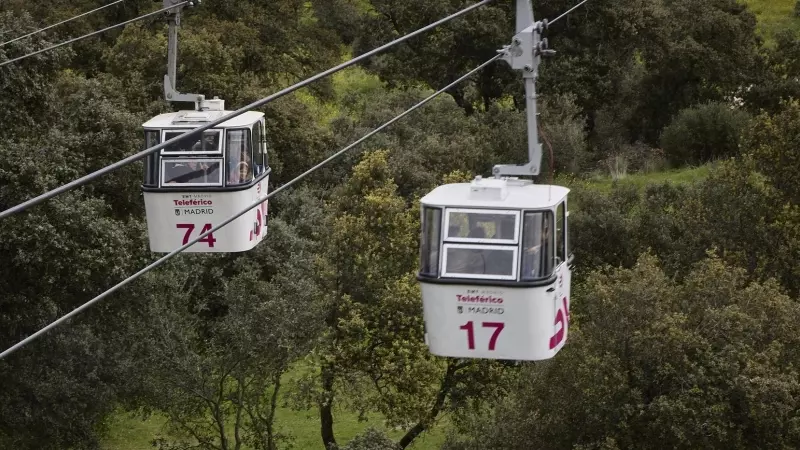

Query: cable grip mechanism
[492,2,556,179]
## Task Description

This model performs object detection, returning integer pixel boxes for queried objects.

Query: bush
[742,100,800,203]
[599,143,668,178]
[539,93,591,176]
[659,102,750,166]
[331,428,400,450]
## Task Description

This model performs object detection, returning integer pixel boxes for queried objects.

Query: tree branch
[234,372,244,450]
[398,360,460,448]
[266,368,283,450]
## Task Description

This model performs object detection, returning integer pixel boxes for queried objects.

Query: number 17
[460,321,504,350]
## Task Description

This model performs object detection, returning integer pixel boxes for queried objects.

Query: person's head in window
[191,133,217,152]
[238,149,252,181]
[468,226,485,239]
[228,150,251,185]
[448,224,461,238]
[203,133,217,150]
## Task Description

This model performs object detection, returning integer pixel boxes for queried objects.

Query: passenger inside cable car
[521,211,553,279]
[226,129,254,185]
[447,226,488,274]
[164,159,221,184]
[143,118,270,189]
[420,206,560,282]
[191,132,219,152]
[438,209,519,279]
[162,129,221,154]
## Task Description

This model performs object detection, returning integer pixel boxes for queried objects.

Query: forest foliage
[1,0,800,449]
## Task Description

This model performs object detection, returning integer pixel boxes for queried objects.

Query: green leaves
[309,150,515,448]
[660,102,751,166]
[449,254,800,449]
[743,100,800,204]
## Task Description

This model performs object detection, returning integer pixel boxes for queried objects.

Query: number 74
[460,321,504,350]
[176,223,217,247]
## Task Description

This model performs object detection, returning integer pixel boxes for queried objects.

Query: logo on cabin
[548,296,570,350]
[174,209,181,216]
[173,199,213,207]
[455,294,504,304]
[457,306,463,314]
[181,193,212,200]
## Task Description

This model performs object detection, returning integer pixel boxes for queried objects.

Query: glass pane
[445,246,516,277]
[252,121,264,174]
[565,200,571,257]
[420,207,442,276]
[261,120,269,166]
[143,131,160,186]
[226,129,253,185]
[521,211,555,280]
[163,130,220,153]
[446,210,518,242]
[162,159,222,185]
[556,202,565,264]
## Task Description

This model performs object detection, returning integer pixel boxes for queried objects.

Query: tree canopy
[1,0,799,449]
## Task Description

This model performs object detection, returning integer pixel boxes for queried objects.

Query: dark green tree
[0,11,73,138]
[444,253,800,449]
[630,0,762,144]
[125,220,323,450]
[297,151,514,450]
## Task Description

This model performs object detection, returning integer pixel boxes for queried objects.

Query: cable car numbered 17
[141,99,271,253]
[417,176,572,361]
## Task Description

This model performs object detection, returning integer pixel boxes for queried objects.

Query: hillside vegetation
[743,0,800,43]
[2,1,800,450]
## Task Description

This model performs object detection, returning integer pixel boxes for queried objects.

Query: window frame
[441,243,519,281]
[260,119,269,167]
[252,121,264,174]
[225,128,253,186]
[555,202,565,266]
[520,209,556,281]
[160,157,224,187]
[565,200,572,259]
[160,129,223,155]
[443,208,520,244]
[419,206,442,277]
[143,130,160,187]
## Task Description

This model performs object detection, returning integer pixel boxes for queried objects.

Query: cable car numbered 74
[141,99,271,253]
[417,176,572,361]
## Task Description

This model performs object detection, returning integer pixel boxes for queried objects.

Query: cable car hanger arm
[0,0,493,220]
[492,0,557,179]
[162,0,204,106]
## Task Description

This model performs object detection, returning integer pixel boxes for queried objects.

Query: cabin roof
[142,110,264,129]
[421,177,569,210]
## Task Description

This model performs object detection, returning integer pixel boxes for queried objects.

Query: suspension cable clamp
[536,38,557,57]
[499,19,555,73]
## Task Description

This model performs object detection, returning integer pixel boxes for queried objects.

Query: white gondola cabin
[417,176,572,361]
[141,99,271,253]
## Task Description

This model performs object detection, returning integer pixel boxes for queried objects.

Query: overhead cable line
[0,54,503,361]
[550,0,590,25]
[0,0,493,220]
[0,0,125,48]
[0,1,188,68]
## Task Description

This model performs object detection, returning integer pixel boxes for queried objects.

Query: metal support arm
[492,0,555,179]
[163,0,206,108]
